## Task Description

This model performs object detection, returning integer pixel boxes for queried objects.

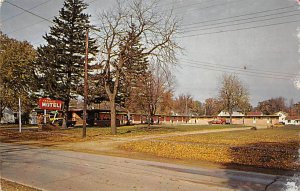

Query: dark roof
[70,101,127,113]
[286,116,300,120]
[247,111,263,116]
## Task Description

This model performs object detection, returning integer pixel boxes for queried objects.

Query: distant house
[284,116,300,125]
[218,111,244,117]
[274,111,288,123]
[0,108,15,124]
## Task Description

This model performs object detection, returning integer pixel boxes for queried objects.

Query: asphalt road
[0,143,292,191]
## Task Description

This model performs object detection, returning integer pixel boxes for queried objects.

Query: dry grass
[120,126,300,170]
[0,124,242,143]
[158,126,300,144]
[1,179,41,191]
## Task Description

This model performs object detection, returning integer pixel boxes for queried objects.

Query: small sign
[39,98,63,110]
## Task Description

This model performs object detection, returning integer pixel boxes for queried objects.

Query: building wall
[189,116,279,126]
[285,119,300,125]
[69,110,280,127]
[129,114,190,125]
[0,113,15,124]
[188,118,212,125]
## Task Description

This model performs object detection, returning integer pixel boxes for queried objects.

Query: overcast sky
[1,0,300,106]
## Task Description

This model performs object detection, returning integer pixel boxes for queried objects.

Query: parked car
[208,118,227,125]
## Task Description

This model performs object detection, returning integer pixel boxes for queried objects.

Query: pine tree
[117,25,149,108]
[36,0,97,127]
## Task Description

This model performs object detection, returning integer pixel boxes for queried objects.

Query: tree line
[1,0,179,134]
[0,0,297,134]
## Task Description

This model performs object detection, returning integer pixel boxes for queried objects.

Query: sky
[0,0,300,106]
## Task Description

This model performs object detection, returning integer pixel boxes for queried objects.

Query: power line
[183,63,293,81]
[3,1,55,24]
[182,5,297,27]
[171,0,246,13]
[184,8,300,31]
[181,58,297,78]
[178,18,300,38]
[1,0,98,23]
[4,0,299,43]
[181,60,295,81]
[183,12,300,34]
[3,0,100,36]
[91,0,243,24]
[1,0,55,23]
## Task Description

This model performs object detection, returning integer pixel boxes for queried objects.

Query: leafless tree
[255,97,287,115]
[204,98,222,116]
[218,74,250,124]
[95,0,180,134]
[136,65,174,126]
[173,94,194,116]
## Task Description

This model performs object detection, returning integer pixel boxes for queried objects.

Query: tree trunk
[62,112,67,129]
[147,104,152,128]
[229,111,233,125]
[147,114,151,128]
[127,110,131,125]
[0,103,3,121]
[62,99,69,129]
[110,99,117,135]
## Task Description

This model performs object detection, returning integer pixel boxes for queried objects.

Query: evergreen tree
[36,0,97,127]
[117,25,149,109]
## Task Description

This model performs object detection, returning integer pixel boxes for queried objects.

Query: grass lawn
[120,126,300,170]
[0,124,244,143]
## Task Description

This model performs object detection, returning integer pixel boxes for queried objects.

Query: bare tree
[204,98,222,116]
[173,94,194,116]
[255,97,287,115]
[136,65,174,126]
[218,74,250,124]
[95,0,180,134]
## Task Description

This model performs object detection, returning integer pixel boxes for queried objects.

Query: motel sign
[39,98,63,110]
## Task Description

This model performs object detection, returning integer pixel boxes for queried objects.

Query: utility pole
[83,28,89,138]
[185,98,188,116]
[18,97,22,133]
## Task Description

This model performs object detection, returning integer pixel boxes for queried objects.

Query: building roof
[70,101,127,113]
[3,108,14,115]
[247,111,263,116]
[218,111,245,117]
[274,111,288,116]
[285,116,300,120]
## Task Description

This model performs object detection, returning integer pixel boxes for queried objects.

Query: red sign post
[39,98,63,111]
